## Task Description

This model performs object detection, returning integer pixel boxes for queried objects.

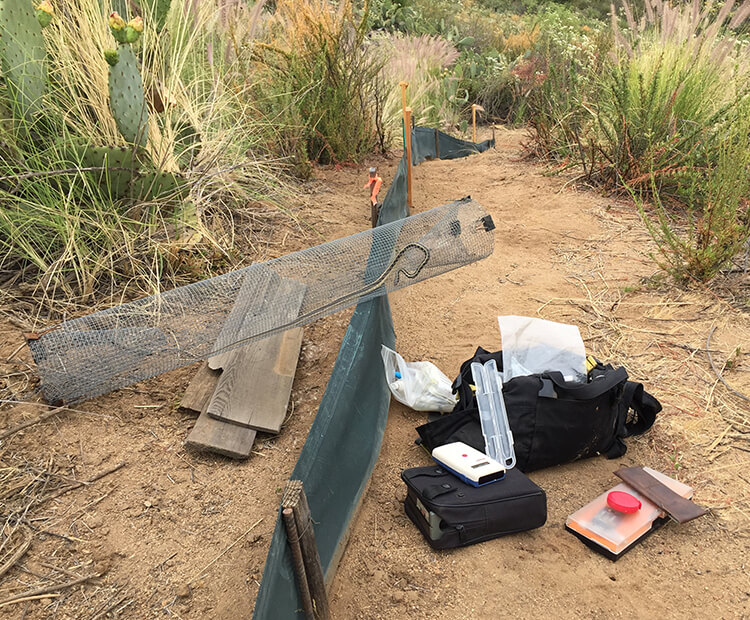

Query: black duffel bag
[416,347,660,472]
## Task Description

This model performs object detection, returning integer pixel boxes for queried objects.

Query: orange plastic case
[565,468,692,559]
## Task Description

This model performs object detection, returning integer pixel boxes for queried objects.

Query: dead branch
[0,406,67,442]
[0,574,99,608]
[0,538,31,580]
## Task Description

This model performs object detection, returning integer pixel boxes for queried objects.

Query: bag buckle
[538,378,558,399]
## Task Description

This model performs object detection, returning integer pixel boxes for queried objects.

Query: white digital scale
[432,442,506,487]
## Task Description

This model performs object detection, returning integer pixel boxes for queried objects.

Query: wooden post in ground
[405,106,413,210]
[282,480,330,620]
[282,508,315,619]
[472,104,478,143]
[399,81,409,150]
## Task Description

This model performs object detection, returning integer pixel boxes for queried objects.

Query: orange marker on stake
[363,167,383,206]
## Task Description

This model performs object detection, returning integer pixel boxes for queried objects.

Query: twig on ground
[0,574,99,608]
[187,517,263,585]
[90,593,129,620]
[39,462,126,505]
[153,552,178,572]
[0,538,31,580]
[0,406,67,441]
[706,327,750,404]
[5,342,26,363]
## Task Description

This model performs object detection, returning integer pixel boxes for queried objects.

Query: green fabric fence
[252,127,494,619]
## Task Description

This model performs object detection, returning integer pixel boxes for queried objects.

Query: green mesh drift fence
[253,126,494,619]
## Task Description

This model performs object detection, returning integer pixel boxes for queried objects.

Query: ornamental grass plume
[376,33,460,141]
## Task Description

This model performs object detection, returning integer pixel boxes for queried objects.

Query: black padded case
[401,465,547,549]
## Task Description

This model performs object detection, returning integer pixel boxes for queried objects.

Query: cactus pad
[139,0,172,33]
[131,170,188,202]
[108,45,149,146]
[0,0,48,120]
[66,143,141,197]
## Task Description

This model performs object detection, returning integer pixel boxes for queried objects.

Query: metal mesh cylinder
[28,197,494,404]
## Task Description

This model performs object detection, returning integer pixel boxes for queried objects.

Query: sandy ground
[1,128,749,619]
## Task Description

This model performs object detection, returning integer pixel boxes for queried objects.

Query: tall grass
[252,0,384,169]
[523,0,750,282]
[376,33,459,142]
[0,0,287,311]
[635,112,750,282]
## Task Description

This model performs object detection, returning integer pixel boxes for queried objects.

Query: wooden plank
[213,265,278,353]
[614,467,708,524]
[181,362,221,413]
[206,327,303,432]
[206,279,306,433]
[185,398,257,459]
[207,351,235,372]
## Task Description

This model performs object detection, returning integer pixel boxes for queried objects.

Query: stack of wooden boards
[180,275,306,458]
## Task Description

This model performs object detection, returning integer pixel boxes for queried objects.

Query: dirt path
[1,129,749,619]
[325,129,750,618]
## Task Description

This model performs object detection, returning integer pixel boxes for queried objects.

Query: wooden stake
[399,81,408,124]
[405,106,413,210]
[283,481,330,620]
[472,104,478,143]
[282,508,315,619]
[398,81,409,152]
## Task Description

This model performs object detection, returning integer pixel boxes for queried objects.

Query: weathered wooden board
[181,362,221,413]
[206,278,306,433]
[207,327,303,432]
[185,398,257,459]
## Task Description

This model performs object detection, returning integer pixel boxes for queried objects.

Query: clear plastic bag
[380,345,457,412]
[498,315,587,383]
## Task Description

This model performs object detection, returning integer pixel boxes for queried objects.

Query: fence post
[472,104,478,143]
[399,81,408,152]
[405,106,413,210]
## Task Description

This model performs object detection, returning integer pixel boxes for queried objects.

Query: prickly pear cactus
[0,0,48,120]
[108,45,149,147]
[78,144,141,197]
[131,169,188,201]
[139,0,172,32]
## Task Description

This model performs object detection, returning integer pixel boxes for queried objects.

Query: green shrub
[634,108,750,283]
[525,0,750,282]
[253,0,384,168]
[0,0,287,306]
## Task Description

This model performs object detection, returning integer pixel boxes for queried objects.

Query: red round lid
[607,491,642,513]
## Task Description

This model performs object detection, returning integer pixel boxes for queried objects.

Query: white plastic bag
[498,315,587,383]
[380,345,457,412]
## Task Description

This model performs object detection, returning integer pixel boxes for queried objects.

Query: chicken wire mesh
[28,197,495,404]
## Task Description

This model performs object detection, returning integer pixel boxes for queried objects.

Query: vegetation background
[1,0,749,312]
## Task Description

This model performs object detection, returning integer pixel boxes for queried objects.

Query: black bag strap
[604,380,661,459]
[423,481,458,500]
[621,381,660,437]
[543,368,628,400]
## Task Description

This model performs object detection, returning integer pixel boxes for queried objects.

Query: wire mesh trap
[28,197,495,404]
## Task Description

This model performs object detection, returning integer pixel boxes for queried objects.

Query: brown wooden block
[206,328,303,432]
[614,466,708,524]
[185,399,257,459]
[181,362,221,413]
[206,277,306,433]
